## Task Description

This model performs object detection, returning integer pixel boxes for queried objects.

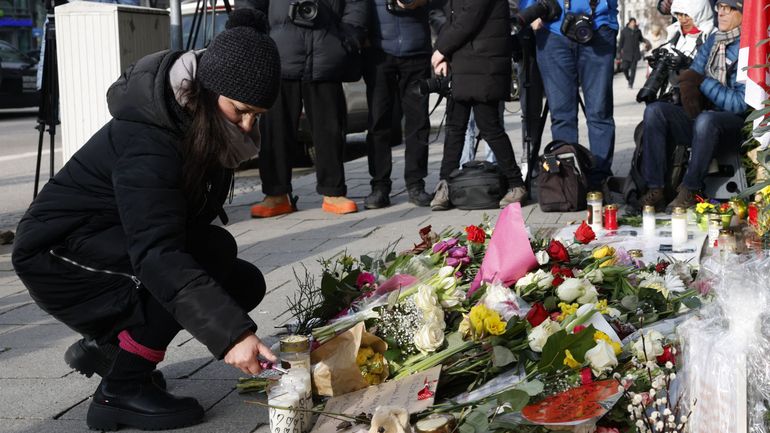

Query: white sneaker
[430,180,451,211]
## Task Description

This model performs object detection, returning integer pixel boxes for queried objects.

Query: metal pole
[170,0,183,50]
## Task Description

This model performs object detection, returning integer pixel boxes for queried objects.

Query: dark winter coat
[11,50,256,359]
[618,26,646,62]
[435,0,512,102]
[367,0,444,58]
[268,0,368,82]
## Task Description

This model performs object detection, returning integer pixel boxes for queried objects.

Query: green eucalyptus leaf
[621,295,639,310]
[492,346,517,368]
[544,296,559,311]
[515,379,545,397]
[496,389,530,411]
[682,296,702,309]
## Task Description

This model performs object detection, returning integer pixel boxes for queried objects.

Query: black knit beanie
[198,9,281,108]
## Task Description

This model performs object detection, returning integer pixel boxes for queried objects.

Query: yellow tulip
[592,245,616,259]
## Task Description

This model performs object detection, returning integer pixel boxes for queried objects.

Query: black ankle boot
[65,338,167,389]
[87,379,204,431]
[87,350,203,431]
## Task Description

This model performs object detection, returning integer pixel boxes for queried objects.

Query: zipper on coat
[49,249,142,289]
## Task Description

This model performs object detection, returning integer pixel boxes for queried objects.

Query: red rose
[550,265,574,278]
[526,303,549,327]
[655,261,670,274]
[580,367,593,385]
[465,225,486,244]
[552,275,565,287]
[656,345,676,365]
[550,311,562,322]
[573,325,587,334]
[546,240,570,262]
[574,221,596,244]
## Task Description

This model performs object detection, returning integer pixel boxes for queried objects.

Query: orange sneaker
[250,195,297,218]
[322,196,358,215]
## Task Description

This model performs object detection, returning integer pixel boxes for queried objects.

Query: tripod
[33,0,61,198]
[186,0,232,50]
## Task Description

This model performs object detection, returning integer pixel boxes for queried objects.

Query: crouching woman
[12,9,280,431]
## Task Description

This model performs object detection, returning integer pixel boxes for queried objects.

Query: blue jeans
[641,102,745,191]
[536,26,617,187]
[459,103,502,167]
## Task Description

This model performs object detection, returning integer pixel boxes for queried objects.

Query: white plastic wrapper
[678,253,770,433]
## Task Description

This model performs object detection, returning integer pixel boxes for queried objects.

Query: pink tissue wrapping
[469,203,538,296]
[373,274,419,296]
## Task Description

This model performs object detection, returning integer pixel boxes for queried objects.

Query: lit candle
[642,205,656,238]
[671,207,688,248]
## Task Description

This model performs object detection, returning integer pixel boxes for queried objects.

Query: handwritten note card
[310,366,442,433]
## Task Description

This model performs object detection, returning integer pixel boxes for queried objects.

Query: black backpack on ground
[448,161,508,210]
[622,121,689,207]
[536,140,594,212]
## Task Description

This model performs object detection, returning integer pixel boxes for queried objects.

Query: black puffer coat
[268,0,368,82]
[435,0,511,102]
[11,50,256,359]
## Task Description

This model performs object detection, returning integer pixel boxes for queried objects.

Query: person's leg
[440,98,472,180]
[303,81,349,198]
[641,102,692,189]
[536,31,580,144]
[397,54,431,193]
[364,49,397,195]
[681,111,745,191]
[472,100,524,188]
[621,60,631,83]
[628,59,638,87]
[460,111,478,167]
[577,26,617,187]
[486,102,503,163]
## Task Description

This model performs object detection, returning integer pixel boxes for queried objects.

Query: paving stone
[0,345,77,378]
[0,303,57,326]
[0,290,33,314]
[0,419,93,433]
[0,377,100,419]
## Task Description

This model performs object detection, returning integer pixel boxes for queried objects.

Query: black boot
[86,350,203,431]
[65,338,167,390]
[364,189,391,209]
[407,186,433,207]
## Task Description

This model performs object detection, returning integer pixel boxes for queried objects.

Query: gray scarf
[168,51,260,169]
[706,27,741,85]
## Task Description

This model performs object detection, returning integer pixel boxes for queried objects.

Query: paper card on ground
[310,365,442,433]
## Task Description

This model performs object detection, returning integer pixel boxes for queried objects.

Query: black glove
[666,49,691,71]
[679,69,707,119]
[340,24,364,54]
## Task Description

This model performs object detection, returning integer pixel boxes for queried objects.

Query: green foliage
[537,325,598,374]
[492,346,517,368]
[496,389,530,411]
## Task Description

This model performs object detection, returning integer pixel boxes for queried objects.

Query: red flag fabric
[738,0,770,146]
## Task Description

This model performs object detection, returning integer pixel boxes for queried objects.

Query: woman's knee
[225,260,266,312]
[188,225,237,279]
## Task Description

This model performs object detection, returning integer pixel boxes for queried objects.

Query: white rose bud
[535,250,550,265]
[576,284,599,304]
[583,268,604,284]
[414,320,445,353]
[632,331,665,361]
[556,278,585,302]
[535,269,555,289]
[440,286,465,309]
[515,272,537,289]
[585,340,619,375]
[414,284,438,311]
[437,266,455,279]
[528,318,561,352]
[422,307,446,330]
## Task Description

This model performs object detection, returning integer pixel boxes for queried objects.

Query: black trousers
[259,80,348,197]
[129,225,266,351]
[622,59,638,87]
[440,98,524,188]
[363,49,431,192]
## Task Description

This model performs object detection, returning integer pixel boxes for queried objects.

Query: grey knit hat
[198,9,281,108]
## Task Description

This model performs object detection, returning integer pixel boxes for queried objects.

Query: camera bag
[536,140,594,212]
[448,161,508,210]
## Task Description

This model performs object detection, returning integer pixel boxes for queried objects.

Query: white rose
[585,340,619,375]
[414,321,445,353]
[440,286,465,309]
[528,318,561,352]
[535,269,555,289]
[483,282,527,320]
[515,272,537,289]
[632,330,665,361]
[414,284,438,311]
[557,278,585,302]
[437,266,455,279]
[536,250,550,265]
[439,277,457,291]
[576,284,599,304]
[583,268,604,284]
[422,307,446,330]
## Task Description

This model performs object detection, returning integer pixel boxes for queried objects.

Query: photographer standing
[362,0,443,209]
[429,0,527,210]
[618,18,650,89]
[521,0,619,190]
[250,0,368,217]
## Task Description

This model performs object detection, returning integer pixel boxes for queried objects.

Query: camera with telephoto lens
[386,0,415,14]
[636,47,690,103]
[288,0,318,28]
[510,0,562,35]
[561,12,594,43]
[419,75,451,96]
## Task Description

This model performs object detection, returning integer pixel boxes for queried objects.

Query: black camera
[636,47,690,103]
[386,0,415,14]
[511,0,562,35]
[560,0,598,44]
[419,75,451,96]
[288,0,318,28]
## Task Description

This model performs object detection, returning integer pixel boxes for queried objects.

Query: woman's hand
[434,61,449,77]
[224,331,278,375]
[531,18,543,30]
[431,50,445,69]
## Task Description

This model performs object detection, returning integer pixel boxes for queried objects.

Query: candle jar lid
[672,206,687,215]
[415,414,457,433]
[280,335,310,353]
[719,228,734,236]
[587,191,603,201]
[604,204,618,211]
[643,205,656,213]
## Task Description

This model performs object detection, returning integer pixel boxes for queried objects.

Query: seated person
[663,0,714,94]
[640,0,746,210]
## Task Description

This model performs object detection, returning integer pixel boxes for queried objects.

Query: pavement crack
[265,280,290,298]
[177,358,215,379]
[0,301,33,316]
[251,422,268,432]
[204,387,236,412]
[176,336,196,347]
[52,395,90,420]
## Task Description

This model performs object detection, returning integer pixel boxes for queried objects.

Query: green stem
[394,341,477,380]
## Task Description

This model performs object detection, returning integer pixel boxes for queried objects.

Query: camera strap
[564,0,599,16]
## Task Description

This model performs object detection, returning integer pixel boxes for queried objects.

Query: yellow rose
[599,257,617,268]
[592,245,615,259]
[563,349,581,369]
[485,315,507,336]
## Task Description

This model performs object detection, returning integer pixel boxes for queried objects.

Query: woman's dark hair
[179,78,230,205]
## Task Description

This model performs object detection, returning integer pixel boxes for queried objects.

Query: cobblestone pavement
[0,71,645,432]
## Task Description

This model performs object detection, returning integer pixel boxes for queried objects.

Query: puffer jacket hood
[106,50,184,136]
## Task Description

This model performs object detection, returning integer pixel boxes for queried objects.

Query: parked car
[0,40,39,109]
[178,1,369,165]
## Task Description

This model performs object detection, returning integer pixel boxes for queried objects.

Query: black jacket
[367,0,445,58]
[436,0,511,102]
[618,26,647,62]
[268,0,368,82]
[11,50,256,359]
